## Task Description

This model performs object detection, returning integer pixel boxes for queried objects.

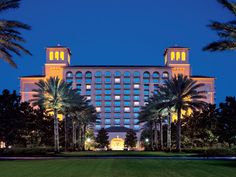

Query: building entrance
[110,137,124,150]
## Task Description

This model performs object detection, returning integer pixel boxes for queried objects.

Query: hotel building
[20,45,215,149]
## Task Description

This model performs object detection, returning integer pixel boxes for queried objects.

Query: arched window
[85,71,92,78]
[181,52,186,61]
[124,71,130,77]
[60,52,64,60]
[75,71,82,78]
[49,52,54,60]
[105,71,111,77]
[66,71,73,78]
[95,71,102,77]
[133,71,140,77]
[143,71,150,78]
[171,52,175,61]
[55,51,59,60]
[114,71,121,77]
[152,72,160,78]
[162,71,169,79]
[176,52,180,61]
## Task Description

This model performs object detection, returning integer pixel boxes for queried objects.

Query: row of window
[104,119,139,124]
[100,113,139,118]
[95,125,139,130]
[66,71,169,79]
[95,101,140,107]
[71,77,165,84]
[96,107,140,113]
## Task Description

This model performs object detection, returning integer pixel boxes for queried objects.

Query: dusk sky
[0,0,235,104]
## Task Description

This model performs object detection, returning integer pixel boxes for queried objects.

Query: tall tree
[0,0,31,68]
[160,74,207,151]
[125,129,137,149]
[32,77,79,152]
[203,0,236,51]
[216,97,236,147]
[95,128,109,149]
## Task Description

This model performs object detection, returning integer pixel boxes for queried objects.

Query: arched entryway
[110,137,124,150]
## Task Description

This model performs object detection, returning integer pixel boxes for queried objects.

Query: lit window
[49,52,54,60]
[66,71,73,78]
[105,125,111,128]
[134,113,139,118]
[134,102,139,106]
[124,107,130,112]
[115,78,120,83]
[134,125,139,130]
[182,52,186,61]
[171,52,175,60]
[176,52,180,60]
[105,119,111,124]
[153,72,159,78]
[86,84,91,89]
[95,125,101,130]
[60,52,64,60]
[105,78,111,83]
[115,95,120,100]
[87,96,91,100]
[134,84,139,89]
[124,125,130,128]
[162,72,169,79]
[55,51,59,60]
[124,119,130,124]
[96,107,101,112]
[115,119,121,124]
[134,119,139,124]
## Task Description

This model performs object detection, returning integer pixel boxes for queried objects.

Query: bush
[0,147,54,156]
[180,147,236,156]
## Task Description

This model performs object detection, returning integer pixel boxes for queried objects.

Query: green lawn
[0,159,236,177]
[59,151,195,157]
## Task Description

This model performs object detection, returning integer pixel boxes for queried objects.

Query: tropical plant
[0,0,31,68]
[159,74,207,151]
[203,0,236,51]
[31,77,79,152]
[95,128,109,149]
[125,129,137,149]
[216,97,236,147]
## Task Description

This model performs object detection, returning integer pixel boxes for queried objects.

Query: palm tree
[160,74,207,151]
[203,0,236,51]
[31,77,78,152]
[0,0,31,68]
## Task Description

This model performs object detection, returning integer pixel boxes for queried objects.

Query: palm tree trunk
[160,118,163,150]
[54,109,60,152]
[72,120,76,149]
[64,115,68,152]
[154,120,158,150]
[167,112,172,151]
[176,108,181,152]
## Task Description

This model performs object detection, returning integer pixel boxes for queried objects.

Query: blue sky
[0,0,235,104]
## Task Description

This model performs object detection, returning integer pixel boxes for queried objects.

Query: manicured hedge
[0,147,55,156]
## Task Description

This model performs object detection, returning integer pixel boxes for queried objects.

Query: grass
[0,159,236,177]
[59,151,196,157]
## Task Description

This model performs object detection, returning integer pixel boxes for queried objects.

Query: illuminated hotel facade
[20,46,215,148]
